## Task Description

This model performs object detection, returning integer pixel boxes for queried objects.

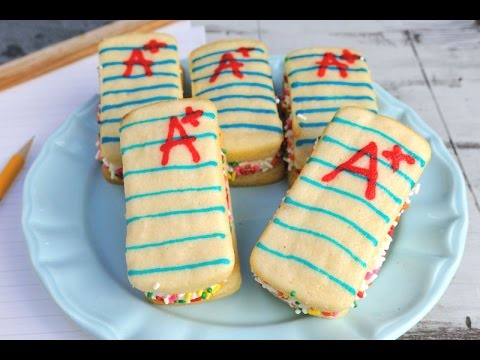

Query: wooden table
[2,20,479,339]
[198,19,479,340]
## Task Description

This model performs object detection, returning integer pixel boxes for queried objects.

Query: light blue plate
[22,56,468,339]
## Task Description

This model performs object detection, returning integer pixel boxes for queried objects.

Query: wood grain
[0,20,176,91]
[192,20,479,340]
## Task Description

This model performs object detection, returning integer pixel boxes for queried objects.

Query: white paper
[0,21,206,339]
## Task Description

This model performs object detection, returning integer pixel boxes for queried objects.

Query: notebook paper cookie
[120,98,240,304]
[282,47,377,185]
[189,39,284,186]
[97,33,183,184]
[250,107,431,318]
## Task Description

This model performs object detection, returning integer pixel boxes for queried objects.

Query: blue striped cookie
[189,39,285,187]
[120,98,240,305]
[98,33,183,184]
[282,47,378,186]
[250,106,431,318]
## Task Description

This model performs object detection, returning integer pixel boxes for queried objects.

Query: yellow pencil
[0,137,34,201]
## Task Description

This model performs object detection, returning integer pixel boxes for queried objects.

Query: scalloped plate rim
[21,55,468,340]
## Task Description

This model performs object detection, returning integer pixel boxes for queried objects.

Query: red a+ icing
[321,142,379,200]
[123,50,153,77]
[209,47,255,83]
[382,145,415,172]
[315,49,360,78]
[160,107,204,166]
[123,40,166,77]
[321,141,416,200]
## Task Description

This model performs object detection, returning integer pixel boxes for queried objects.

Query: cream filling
[95,139,122,180]
[254,184,421,316]
[226,152,282,181]
[282,78,300,173]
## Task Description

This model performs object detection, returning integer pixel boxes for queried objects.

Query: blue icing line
[126,205,225,225]
[193,70,271,83]
[296,107,378,116]
[292,95,375,103]
[220,123,282,134]
[286,52,365,62]
[101,118,122,124]
[126,232,226,251]
[120,112,215,132]
[209,94,276,104]
[102,72,178,83]
[295,107,339,116]
[333,117,426,167]
[273,218,367,268]
[299,176,390,223]
[102,83,179,96]
[126,186,222,202]
[123,161,218,178]
[101,137,120,144]
[307,157,402,204]
[284,197,379,246]
[287,65,368,77]
[121,132,217,155]
[191,47,264,63]
[256,242,356,295]
[191,58,269,73]
[196,82,274,97]
[99,44,177,54]
[218,107,277,115]
[299,122,329,128]
[291,81,373,90]
[101,96,177,112]
[128,258,231,276]
[125,185,222,202]
[322,135,415,188]
[101,59,177,68]
[296,138,318,146]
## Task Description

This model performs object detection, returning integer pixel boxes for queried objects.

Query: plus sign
[340,49,360,64]
[143,40,167,53]
[382,145,415,172]
[235,47,255,57]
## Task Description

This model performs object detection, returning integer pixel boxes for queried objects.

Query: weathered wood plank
[405,23,480,147]
[401,321,480,340]
[192,20,260,41]
[401,148,480,339]
[257,22,450,142]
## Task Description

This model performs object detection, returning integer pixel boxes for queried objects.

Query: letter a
[321,142,379,200]
[159,117,200,166]
[315,52,349,78]
[123,49,153,77]
[209,53,244,83]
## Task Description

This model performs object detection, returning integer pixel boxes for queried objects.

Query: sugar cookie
[251,106,431,317]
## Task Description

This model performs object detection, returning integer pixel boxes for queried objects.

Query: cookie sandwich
[190,39,284,186]
[250,106,431,318]
[120,98,241,305]
[282,47,377,185]
[97,33,183,184]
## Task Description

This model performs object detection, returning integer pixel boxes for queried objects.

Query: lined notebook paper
[0,21,206,339]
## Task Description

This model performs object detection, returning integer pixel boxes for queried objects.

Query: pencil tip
[18,136,35,158]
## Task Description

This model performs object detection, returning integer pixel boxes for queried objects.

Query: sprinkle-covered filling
[255,184,420,317]
[283,117,296,172]
[95,137,123,180]
[253,276,342,318]
[282,76,301,174]
[226,152,283,181]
